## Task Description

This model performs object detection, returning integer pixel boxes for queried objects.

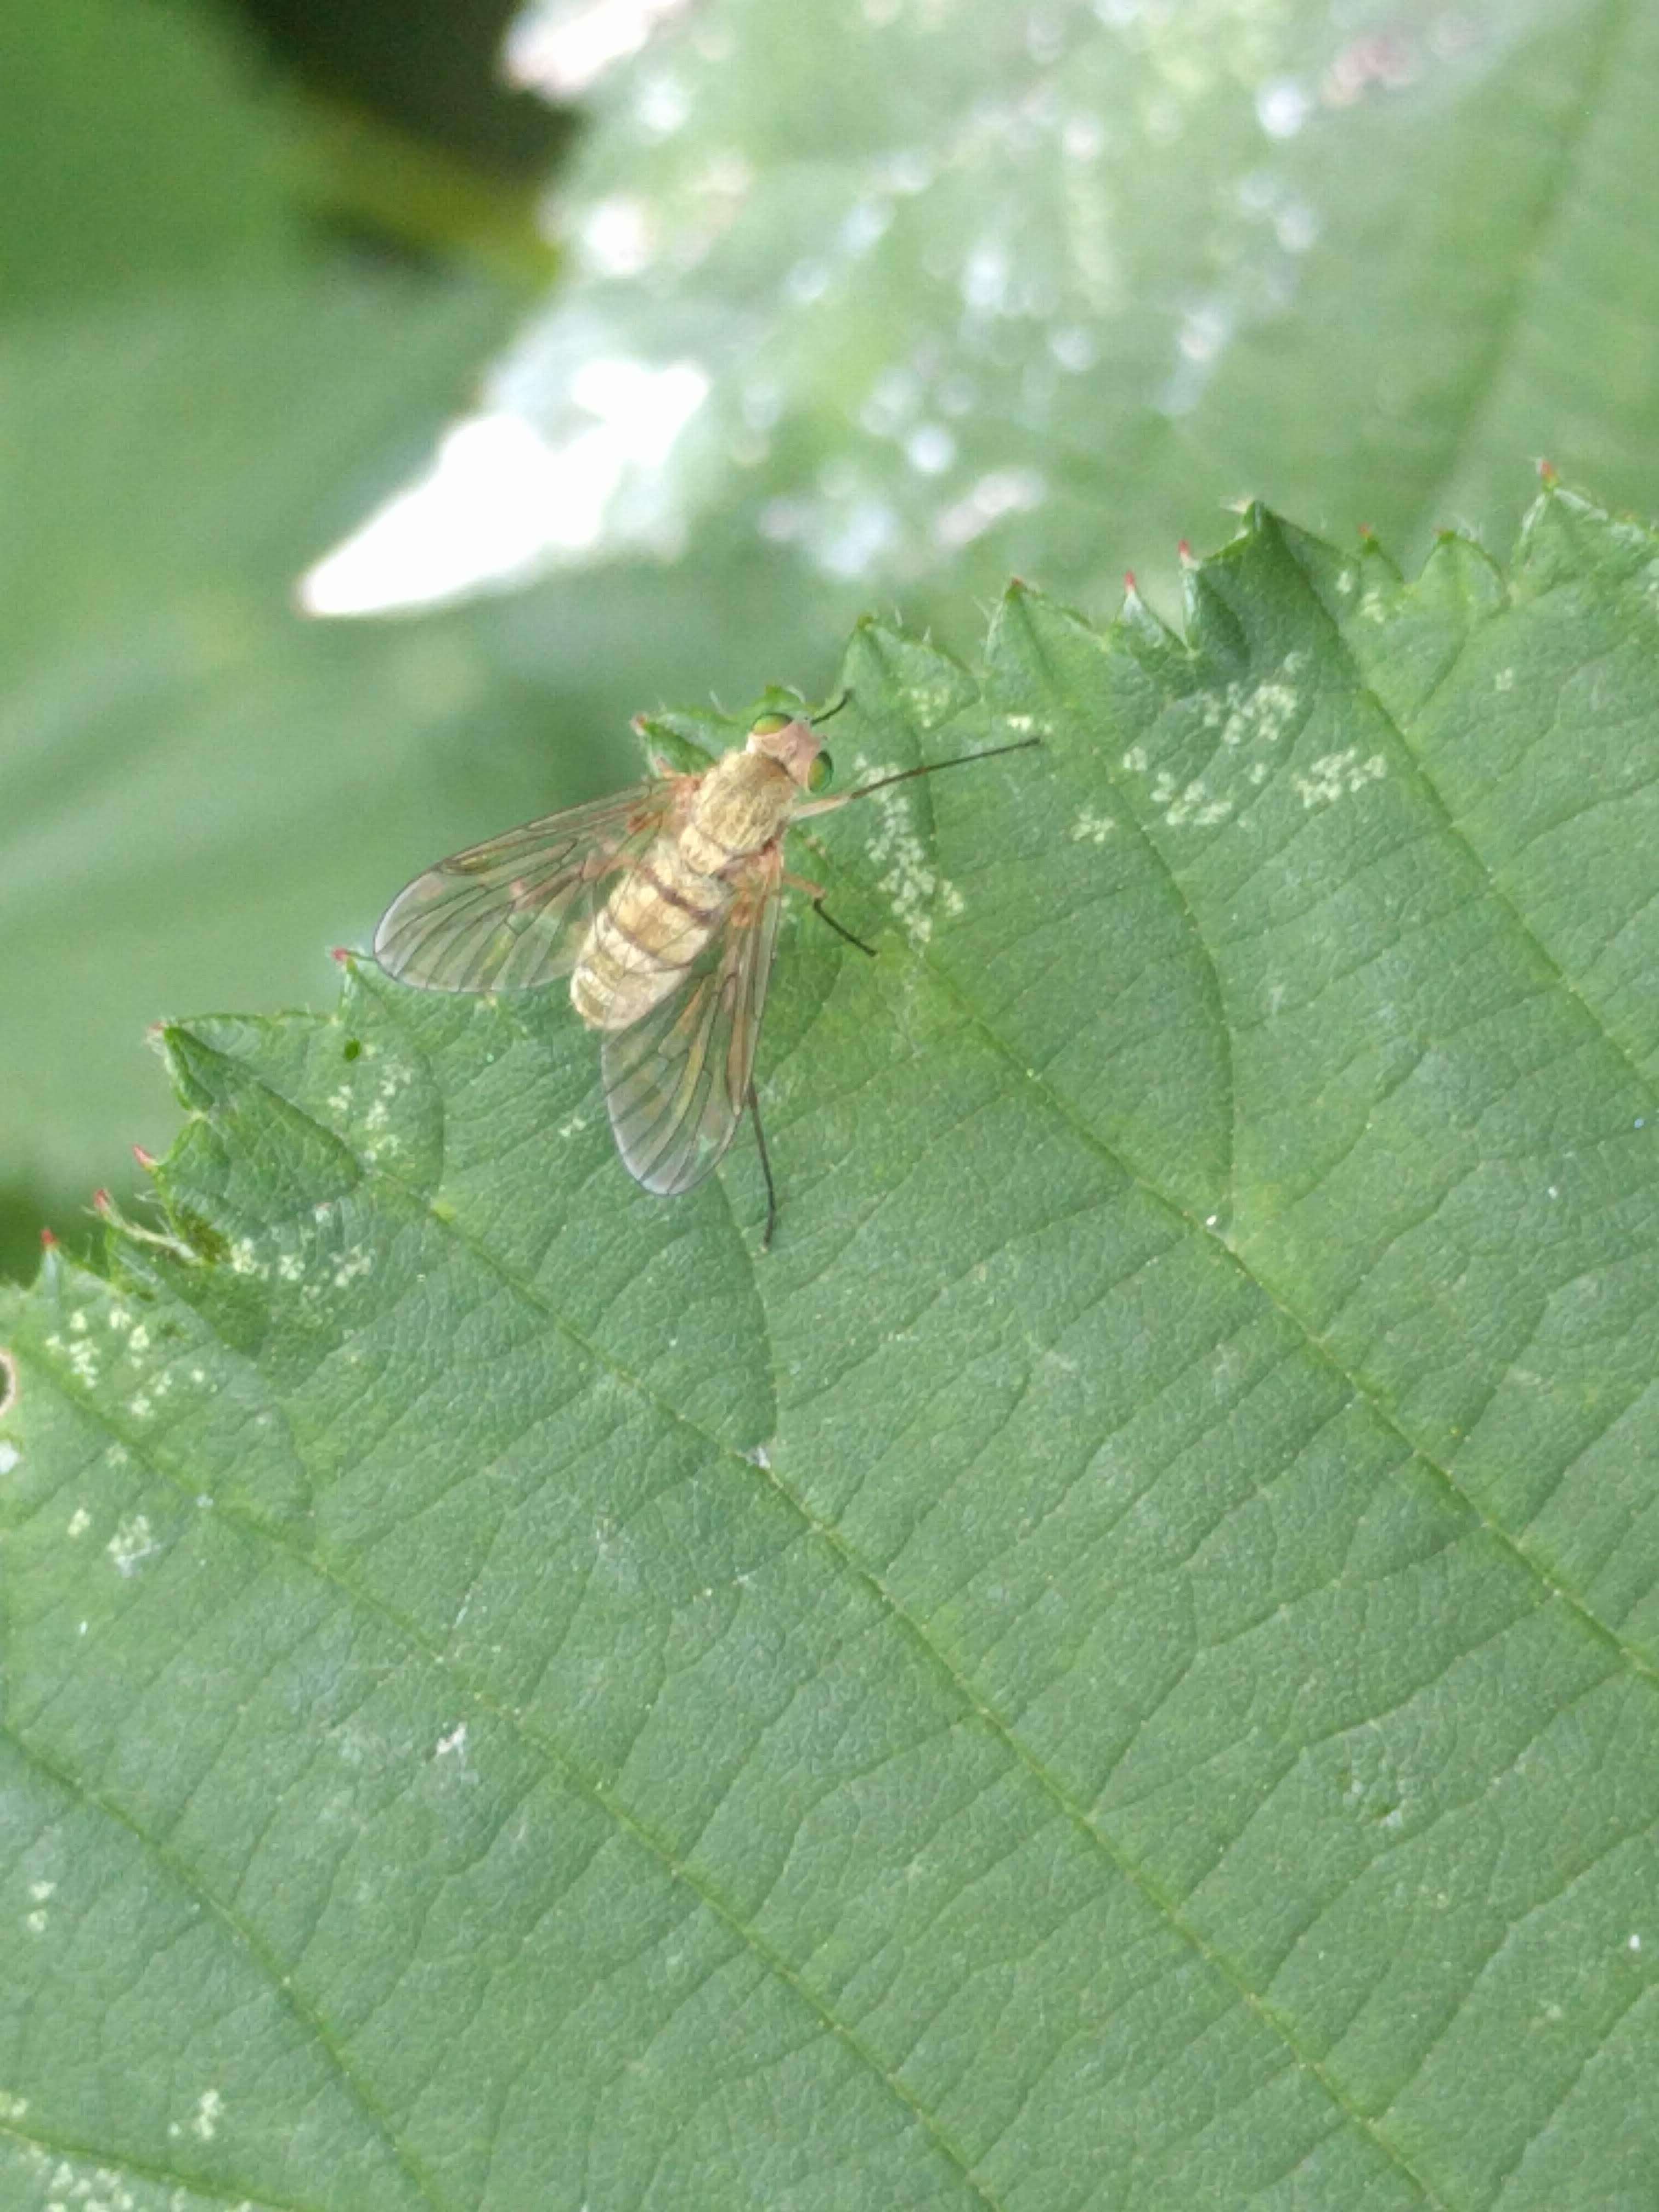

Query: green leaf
[506,0,1659,622]
[0,0,299,310]
[4,486,1657,2207]
[0,0,580,1271]
[0,278,543,1245]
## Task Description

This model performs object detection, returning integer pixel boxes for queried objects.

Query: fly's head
[746,710,832,793]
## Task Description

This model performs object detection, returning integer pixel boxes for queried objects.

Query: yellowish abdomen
[570,834,732,1031]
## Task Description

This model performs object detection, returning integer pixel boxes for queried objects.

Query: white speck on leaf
[332,1248,375,1290]
[1294,750,1386,809]
[1203,675,1301,750]
[855,758,957,946]
[106,1515,159,1576]
[1152,773,1232,828]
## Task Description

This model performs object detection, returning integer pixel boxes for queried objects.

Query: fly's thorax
[569,832,732,1032]
[681,748,797,874]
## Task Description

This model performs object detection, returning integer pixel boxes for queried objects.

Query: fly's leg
[782,871,878,958]
[748,1080,780,1251]
[810,904,879,957]
[811,904,879,957]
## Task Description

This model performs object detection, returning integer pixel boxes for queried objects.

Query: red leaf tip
[133,1144,157,1170]
[40,1227,58,1249]
[330,945,354,966]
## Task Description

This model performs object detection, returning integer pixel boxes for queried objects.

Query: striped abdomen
[570,833,733,1032]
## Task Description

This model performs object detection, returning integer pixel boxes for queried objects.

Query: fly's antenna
[842,733,1040,803]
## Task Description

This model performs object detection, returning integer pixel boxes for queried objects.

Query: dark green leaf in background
[0,0,572,1276]
[3,485,1655,2208]
[0,0,297,310]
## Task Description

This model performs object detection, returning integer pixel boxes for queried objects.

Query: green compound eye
[807,749,833,793]
[750,712,791,736]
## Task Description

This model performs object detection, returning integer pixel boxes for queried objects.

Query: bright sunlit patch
[299,365,709,617]
[504,0,694,97]
[933,467,1046,549]
[582,194,655,276]
[1256,78,1309,138]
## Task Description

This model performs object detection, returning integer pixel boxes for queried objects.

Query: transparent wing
[600,864,786,1197]
[373,782,675,992]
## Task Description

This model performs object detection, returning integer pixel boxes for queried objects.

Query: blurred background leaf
[488,0,1658,621]
[0,0,518,1277]
[6,0,1659,1279]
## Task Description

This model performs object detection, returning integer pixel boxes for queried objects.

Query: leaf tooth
[153,1026,364,1222]
[845,618,978,737]
[1517,475,1659,595]
[1412,530,1506,620]
[1116,570,1180,653]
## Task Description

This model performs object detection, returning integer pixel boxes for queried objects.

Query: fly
[374,692,1037,1246]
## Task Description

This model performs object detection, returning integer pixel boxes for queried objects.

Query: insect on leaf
[602,864,787,1195]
